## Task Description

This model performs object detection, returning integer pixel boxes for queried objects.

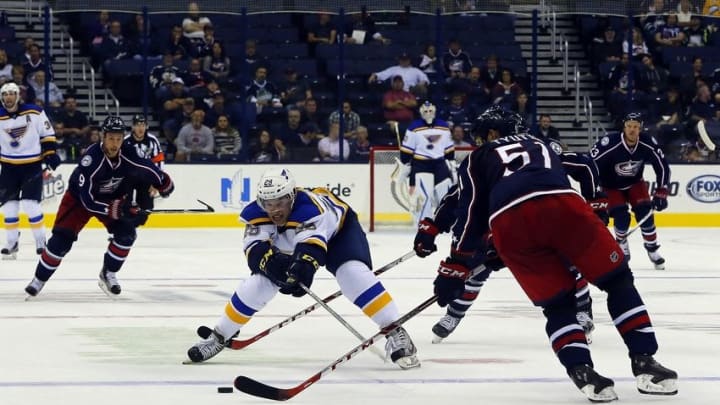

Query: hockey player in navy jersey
[187,168,419,369]
[590,112,671,270]
[0,82,60,259]
[432,107,677,402]
[415,107,603,343]
[24,116,174,297]
[396,101,456,225]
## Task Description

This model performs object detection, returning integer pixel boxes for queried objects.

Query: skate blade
[431,334,445,344]
[395,355,421,370]
[653,263,666,270]
[98,280,120,299]
[636,375,678,395]
[580,385,618,402]
[1,254,18,260]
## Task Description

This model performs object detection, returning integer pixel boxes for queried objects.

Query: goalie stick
[697,119,717,152]
[233,295,439,401]
[196,251,417,349]
[149,199,215,213]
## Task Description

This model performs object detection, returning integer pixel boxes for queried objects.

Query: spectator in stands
[286,121,322,150]
[680,56,707,101]
[202,42,230,84]
[249,129,280,163]
[532,114,561,141]
[677,0,699,26]
[23,43,53,83]
[244,39,263,74]
[198,79,222,109]
[512,92,532,125]
[11,65,34,103]
[55,96,90,144]
[195,24,218,58]
[318,122,351,162]
[683,15,710,46]
[22,37,35,63]
[623,27,649,58]
[79,125,101,157]
[491,68,523,105]
[175,109,214,162]
[183,57,211,91]
[165,25,193,60]
[651,87,684,146]
[654,13,687,49]
[99,20,133,62]
[480,55,503,91]
[125,14,150,50]
[212,114,241,158]
[150,52,182,94]
[349,125,372,162]
[641,0,669,34]
[87,10,110,48]
[451,66,491,113]
[28,70,63,109]
[182,2,212,42]
[688,84,717,125]
[593,25,623,64]
[451,125,472,147]
[246,66,282,115]
[162,87,193,142]
[274,107,303,146]
[342,10,391,45]
[0,49,12,85]
[382,75,417,127]
[53,121,69,161]
[607,53,642,117]
[328,100,361,139]
[306,13,337,50]
[703,0,720,16]
[442,38,473,80]
[418,44,439,79]
[204,90,231,127]
[368,53,429,97]
[301,97,323,129]
[441,92,472,127]
[639,53,669,95]
[278,66,312,109]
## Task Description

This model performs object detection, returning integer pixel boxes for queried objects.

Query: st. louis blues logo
[4,125,28,147]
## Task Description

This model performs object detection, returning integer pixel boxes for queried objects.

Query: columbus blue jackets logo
[614,160,643,177]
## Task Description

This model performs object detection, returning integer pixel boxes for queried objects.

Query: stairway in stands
[512,8,613,151]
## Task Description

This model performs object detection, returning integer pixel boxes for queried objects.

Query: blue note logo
[221,169,252,209]
[686,175,720,203]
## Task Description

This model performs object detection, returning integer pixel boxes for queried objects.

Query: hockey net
[369,146,476,232]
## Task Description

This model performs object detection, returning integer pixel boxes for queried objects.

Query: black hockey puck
[217,386,234,394]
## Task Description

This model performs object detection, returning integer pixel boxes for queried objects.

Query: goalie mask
[257,168,297,215]
[419,101,436,125]
[0,82,20,111]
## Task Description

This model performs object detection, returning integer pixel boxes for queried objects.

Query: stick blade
[234,376,292,401]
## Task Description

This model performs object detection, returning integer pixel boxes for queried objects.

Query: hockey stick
[625,209,655,237]
[234,295,438,401]
[298,282,387,362]
[697,120,717,152]
[149,199,215,213]
[197,251,417,349]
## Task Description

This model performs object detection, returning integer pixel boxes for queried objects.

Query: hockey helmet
[622,112,643,127]
[472,105,527,141]
[0,82,20,110]
[132,114,147,125]
[101,115,126,134]
[419,101,436,125]
[257,168,297,211]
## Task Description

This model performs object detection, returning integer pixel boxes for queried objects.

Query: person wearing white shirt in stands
[318,123,350,162]
[368,52,429,96]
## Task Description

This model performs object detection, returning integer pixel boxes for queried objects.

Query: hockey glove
[43,153,61,171]
[588,192,610,226]
[281,253,319,297]
[258,247,293,288]
[652,187,669,212]
[434,258,472,307]
[414,218,440,258]
[158,172,175,198]
[121,203,149,227]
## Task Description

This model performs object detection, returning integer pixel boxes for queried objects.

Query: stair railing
[81,61,96,120]
[561,34,570,94]
[59,28,75,92]
[573,64,582,127]
[104,87,120,117]
[550,9,557,62]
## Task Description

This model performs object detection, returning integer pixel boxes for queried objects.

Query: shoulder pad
[239,202,273,225]
[287,190,323,225]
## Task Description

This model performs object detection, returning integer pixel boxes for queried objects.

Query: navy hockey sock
[543,293,592,370]
[447,268,489,318]
[35,233,74,281]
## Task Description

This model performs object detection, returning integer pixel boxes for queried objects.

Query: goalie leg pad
[412,172,435,224]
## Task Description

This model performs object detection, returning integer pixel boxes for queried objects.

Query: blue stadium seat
[257,43,308,59]
[668,62,692,79]
[106,59,143,78]
[0,26,16,42]
[284,59,318,77]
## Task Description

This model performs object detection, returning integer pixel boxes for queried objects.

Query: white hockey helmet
[0,82,21,110]
[419,101,436,125]
[257,168,297,210]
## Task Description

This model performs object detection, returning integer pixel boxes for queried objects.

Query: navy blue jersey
[590,132,670,190]
[451,134,576,255]
[558,151,600,201]
[68,142,165,216]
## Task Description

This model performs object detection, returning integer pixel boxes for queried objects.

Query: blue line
[0,376,717,388]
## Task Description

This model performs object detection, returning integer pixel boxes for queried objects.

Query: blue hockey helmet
[101,115,126,134]
[472,105,528,141]
[622,112,643,127]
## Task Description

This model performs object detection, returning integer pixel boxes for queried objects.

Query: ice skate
[24,277,46,298]
[631,354,678,395]
[98,268,121,296]
[645,245,665,270]
[431,313,462,343]
[385,326,420,369]
[576,311,595,344]
[567,364,618,403]
[187,328,226,363]
[616,238,630,261]
[35,238,46,255]
[1,240,19,260]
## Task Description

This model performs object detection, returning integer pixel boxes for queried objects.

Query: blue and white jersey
[400,118,454,163]
[590,132,670,190]
[0,103,57,165]
[239,187,351,257]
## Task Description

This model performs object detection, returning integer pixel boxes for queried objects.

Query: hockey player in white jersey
[396,101,456,224]
[0,82,60,259]
[187,168,419,369]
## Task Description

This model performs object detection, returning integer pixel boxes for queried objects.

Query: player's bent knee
[112,231,137,247]
[47,229,77,256]
[541,291,577,316]
[609,205,630,219]
[595,266,634,292]
[631,202,652,218]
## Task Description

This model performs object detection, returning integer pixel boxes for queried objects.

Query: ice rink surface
[0,227,718,405]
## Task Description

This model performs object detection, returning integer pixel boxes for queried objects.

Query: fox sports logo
[686,175,720,203]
